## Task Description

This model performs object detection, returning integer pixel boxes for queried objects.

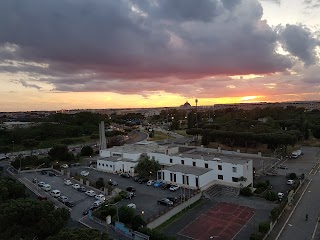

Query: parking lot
[22,171,100,220]
[67,166,194,221]
[21,166,193,222]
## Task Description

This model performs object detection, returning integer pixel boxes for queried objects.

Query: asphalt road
[278,146,320,240]
[124,130,148,144]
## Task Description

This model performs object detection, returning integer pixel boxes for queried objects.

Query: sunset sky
[0,0,320,111]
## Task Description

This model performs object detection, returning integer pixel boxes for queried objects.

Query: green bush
[100,206,117,219]
[259,221,270,233]
[119,191,127,199]
[254,187,266,194]
[270,207,281,221]
[95,177,105,189]
[240,187,253,196]
[264,191,277,201]
[256,182,268,190]
[113,195,122,203]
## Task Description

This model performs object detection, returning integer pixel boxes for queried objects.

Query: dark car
[78,186,86,192]
[138,178,149,184]
[161,183,171,190]
[121,173,131,178]
[41,170,47,175]
[126,186,136,192]
[157,198,173,206]
[125,192,135,199]
[167,196,178,203]
[82,208,90,215]
[48,172,57,176]
[133,176,140,182]
[108,180,118,186]
[278,165,288,169]
[37,195,47,201]
[65,200,76,207]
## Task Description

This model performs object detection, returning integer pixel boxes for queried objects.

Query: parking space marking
[309,163,320,175]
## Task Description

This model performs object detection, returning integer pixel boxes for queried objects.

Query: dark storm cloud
[20,79,42,90]
[278,24,320,66]
[0,0,311,96]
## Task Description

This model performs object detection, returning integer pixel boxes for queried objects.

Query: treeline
[186,107,320,151]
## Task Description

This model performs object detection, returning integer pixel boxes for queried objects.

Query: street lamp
[36,163,45,191]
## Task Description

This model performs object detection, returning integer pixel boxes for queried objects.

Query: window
[106,164,108,167]
[170,158,173,163]
[232,167,237,173]
[98,163,101,166]
[170,173,173,182]
[102,164,104,167]
[193,162,196,166]
[232,177,239,182]
[205,163,208,168]
[181,160,184,165]
[110,165,112,168]
[174,174,176,182]
[218,165,222,170]
[182,175,185,184]
[186,176,189,185]
[195,177,199,187]
[218,175,223,180]
[152,156,155,160]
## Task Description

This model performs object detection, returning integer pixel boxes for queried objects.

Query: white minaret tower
[99,121,107,150]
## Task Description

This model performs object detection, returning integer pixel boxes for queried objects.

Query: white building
[97,142,254,190]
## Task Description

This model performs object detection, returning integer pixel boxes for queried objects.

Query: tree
[313,125,320,139]
[96,177,105,189]
[0,199,70,239]
[48,228,110,240]
[48,145,74,162]
[118,206,135,224]
[132,215,146,231]
[81,146,94,156]
[0,177,27,202]
[134,155,161,178]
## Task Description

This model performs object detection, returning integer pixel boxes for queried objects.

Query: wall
[146,193,202,229]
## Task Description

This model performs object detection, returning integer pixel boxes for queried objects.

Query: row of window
[169,158,238,173]
[98,163,113,168]
[217,175,239,182]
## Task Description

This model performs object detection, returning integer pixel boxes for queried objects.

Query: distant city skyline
[0,0,319,111]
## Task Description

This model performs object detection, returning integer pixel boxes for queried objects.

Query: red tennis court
[179,202,254,240]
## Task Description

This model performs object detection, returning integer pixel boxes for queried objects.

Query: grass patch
[173,130,189,137]
[155,199,204,232]
[150,131,175,141]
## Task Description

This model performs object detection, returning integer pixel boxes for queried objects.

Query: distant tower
[99,121,107,150]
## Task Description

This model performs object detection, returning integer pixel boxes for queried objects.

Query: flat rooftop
[164,164,212,176]
[97,156,136,163]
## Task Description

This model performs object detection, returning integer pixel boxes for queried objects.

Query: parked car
[126,186,136,192]
[287,180,295,185]
[127,203,136,209]
[125,192,135,199]
[61,164,69,169]
[162,183,171,190]
[58,196,68,203]
[41,170,47,175]
[138,178,149,184]
[95,194,106,201]
[169,185,180,191]
[85,190,96,197]
[133,176,140,182]
[167,196,179,203]
[108,180,118,186]
[65,200,76,207]
[48,172,57,176]
[147,180,156,186]
[64,179,72,186]
[32,178,39,183]
[278,165,288,169]
[41,184,51,191]
[154,180,164,188]
[78,186,87,192]
[80,171,89,177]
[158,198,173,206]
[72,184,80,189]
[82,208,90,215]
[50,190,61,198]
[121,173,130,178]
[278,192,284,199]
[38,181,46,187]
[92,200,103,207]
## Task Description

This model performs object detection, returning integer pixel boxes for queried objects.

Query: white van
[42,184,51,191]
[50,190,61,198]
